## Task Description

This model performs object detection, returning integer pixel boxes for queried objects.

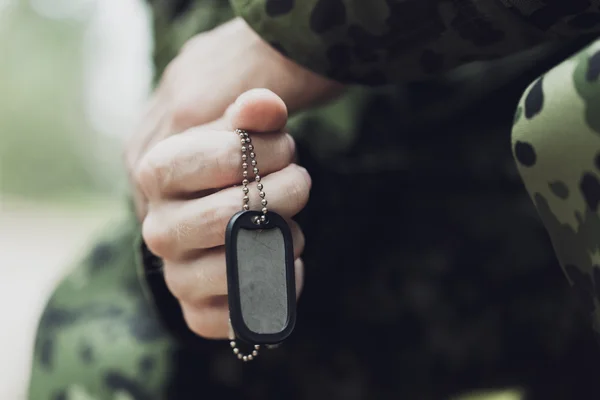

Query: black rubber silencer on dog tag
[225,210,296,345]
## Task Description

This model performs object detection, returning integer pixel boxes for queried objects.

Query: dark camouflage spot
[549,181,570,199]
[265,0,294,17]
[90,243,115,271]
[587,50,600,82]
[125,276,142,296]
[419,50,444,74]
[163,0,193,19]
[53,390,67,400]
[323,1,446,81]
[139,355,156,375]
[269,42,288,58]
[39,304,125,345]
[327,44,352,66]
[383,2,446,59]
[39,338,54,369]
[524,77,544,119]
[75,304,124,322]
[393,3,445,35]
[568,12,600,29]
[80,343,94,364]
[564,264,596,314]
[580,172,600,211]
[128,306,166,342]
[310,0,346,34]
[514,141,537,167]
[595,152,600,171]
[39,307,77,330]
[449,2,505,46]
[105,371,152,400]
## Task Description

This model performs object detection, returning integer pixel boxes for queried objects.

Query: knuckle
[281,134,296,164]
[287,165,311,211]
[142,138,187,194]
[142,213,173,259]
[215,134,243,182]
[179,34,203,55]
[170,97,198,133]
[294,259,305,297]
[292,224,306,257]
[172,217,199,244]
[135,144,175,196]
[162,262,185,301]
[134,156,158,196]
[202,202,231,246]
[161,56,182,88]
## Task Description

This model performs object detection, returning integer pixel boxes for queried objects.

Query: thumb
[201,88,289,134]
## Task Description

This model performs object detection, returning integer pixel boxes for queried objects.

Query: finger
[143,163,311,257]
[181,296,229,339]
[135,128,295,199]
[180,258,305,340]
[223,88,288,133]
[181,88,289,135]
[164,220,305,303]
[294,258,305,301]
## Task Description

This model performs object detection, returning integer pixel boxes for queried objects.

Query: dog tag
[225,210,296,345]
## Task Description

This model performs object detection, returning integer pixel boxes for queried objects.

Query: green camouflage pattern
[28,214,177,400]
[26,0,600,399]
[151,0,233,80]
[231,0,600,83]
[513,39,600,338]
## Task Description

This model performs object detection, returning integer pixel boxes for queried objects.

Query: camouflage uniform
[28,1,600,399]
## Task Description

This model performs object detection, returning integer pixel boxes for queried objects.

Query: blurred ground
[0,196,124,399]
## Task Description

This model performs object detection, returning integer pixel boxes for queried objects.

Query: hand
[133,90,309,339]
[125,17,343,219]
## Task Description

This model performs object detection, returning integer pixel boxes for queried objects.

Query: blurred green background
[0,0,150,204]
[0,1,149,397]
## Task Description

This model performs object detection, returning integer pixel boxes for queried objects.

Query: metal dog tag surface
[225,210,296,345]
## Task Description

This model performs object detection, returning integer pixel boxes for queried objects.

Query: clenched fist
[133,90,309,339]
[125,17,342,220]
[124,17,343,340]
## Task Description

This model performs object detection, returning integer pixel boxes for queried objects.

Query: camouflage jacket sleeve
[230,0,600,84]
[150,0,235,80]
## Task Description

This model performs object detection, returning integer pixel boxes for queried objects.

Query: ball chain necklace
[225,129,297,362]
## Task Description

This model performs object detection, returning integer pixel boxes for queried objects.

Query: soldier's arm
[231,0,600,84]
